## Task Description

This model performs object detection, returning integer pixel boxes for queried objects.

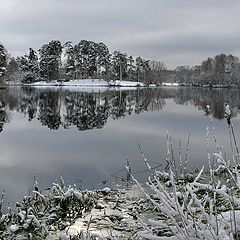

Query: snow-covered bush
[132,165,240,239]
[0,177,96,239]
[132,105,240,240]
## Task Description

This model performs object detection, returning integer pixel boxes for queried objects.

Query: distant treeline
[0,40,240,86]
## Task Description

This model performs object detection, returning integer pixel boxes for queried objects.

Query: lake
[0,86,240,206]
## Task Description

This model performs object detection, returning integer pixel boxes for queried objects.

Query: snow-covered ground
[22,79,145,88]
[162,82,179,86]
[7,79,181,89]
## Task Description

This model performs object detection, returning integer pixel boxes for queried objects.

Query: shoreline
[4,79,240,90]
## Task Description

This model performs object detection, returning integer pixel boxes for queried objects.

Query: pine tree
[64,42,76,80]
[111,51,128,81]
[16,48,39,83]
[96,42,111,78]
[7,57,18,75]
[28,48,39,81]
[39,40,62,81]
[0,44,7,85]
[127,56,135,81]
[136,57,143,82]
[73,40,99,78]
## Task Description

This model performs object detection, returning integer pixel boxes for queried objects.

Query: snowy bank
[21,79,145,88]
[0,179,149,239]
[162,82,179,86]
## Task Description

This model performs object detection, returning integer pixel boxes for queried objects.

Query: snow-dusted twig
[138,142,152,172]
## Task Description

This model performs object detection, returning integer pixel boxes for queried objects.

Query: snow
[9,224,19,232]
[3,170,240,239]
[22,79,145,88]
[59,233,70,240]
[225,104,231,117]
[65,185,145,239]
[162,82,179,86]
[101,187,111,193]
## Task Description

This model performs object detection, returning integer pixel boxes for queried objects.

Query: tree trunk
[120,64,122,81]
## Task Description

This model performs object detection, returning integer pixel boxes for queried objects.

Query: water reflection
[1,87,167,131]
[1,87,240,132]
[0,86,240,206]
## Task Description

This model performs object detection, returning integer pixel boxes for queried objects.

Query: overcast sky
[0,0,240,69]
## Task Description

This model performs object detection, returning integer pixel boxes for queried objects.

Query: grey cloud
[1,0,240,68]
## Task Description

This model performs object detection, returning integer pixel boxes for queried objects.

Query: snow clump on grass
[131,105,240,240]
[0,177,95,239]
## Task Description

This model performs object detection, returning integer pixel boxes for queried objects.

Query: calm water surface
[1,86,240,205]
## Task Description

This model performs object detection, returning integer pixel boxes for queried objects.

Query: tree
[214,54,227,84]
[7,57,18,75]
[64,42,76,80]
[225,55,240,85]
[200,54,240,85]
[96,42,111,78]
[136,57,143,83]
[27,48,39,81]
[64,40,111,80]
[0,44,7,85]
[174,66,191,84]
[5,57,19,82]
[142,59,151,83]
[111,51,128,81]
[149,60,166,84]
[201,58,214,74]
[16,48,39,83]
[39,40,62,81]
[73,40,99,78]
[135,57,150,83]
[214,54,227,74]
[127,56,135,81]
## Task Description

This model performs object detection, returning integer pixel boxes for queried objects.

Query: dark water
[1,86,240,205]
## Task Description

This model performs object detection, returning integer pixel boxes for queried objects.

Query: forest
[1,40,240,87]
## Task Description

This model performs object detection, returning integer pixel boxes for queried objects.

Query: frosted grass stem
[184,133,190,176]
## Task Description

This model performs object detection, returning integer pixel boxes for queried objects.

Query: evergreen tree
[136,57,151,83]
[96,42,111,78]
[39,40,62,81]
[16,48,39,83]
[0,44,7,85]
[73,40,99,78]
[142,59,150,83]
[127,56,135,81]
[5,57,19,83]
[27,48,39,82]
[111,51,128,81]
[64,42,76,80]
[7,57,18,75]
[136,56,143,82]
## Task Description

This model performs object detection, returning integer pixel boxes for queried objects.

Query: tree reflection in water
[0,86,240,132]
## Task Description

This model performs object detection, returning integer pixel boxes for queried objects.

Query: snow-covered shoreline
[6,79,182,89]
[21,79,146,88]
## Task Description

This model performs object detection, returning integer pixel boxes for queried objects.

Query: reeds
[0,178,95,239]
[130,104,240,240]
